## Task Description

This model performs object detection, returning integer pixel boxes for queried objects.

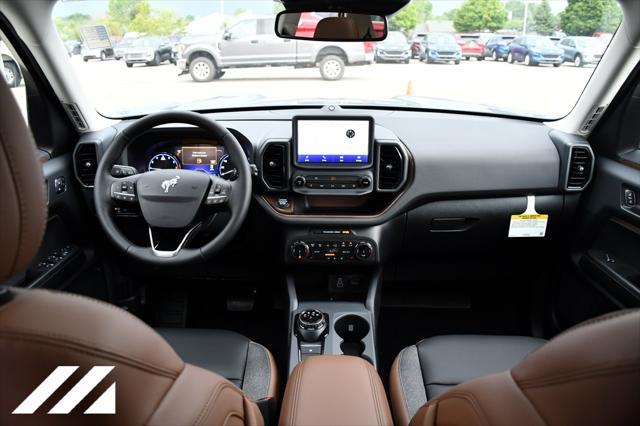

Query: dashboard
[74,107,594,268]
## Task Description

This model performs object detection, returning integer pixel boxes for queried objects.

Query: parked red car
[457,34,492,60]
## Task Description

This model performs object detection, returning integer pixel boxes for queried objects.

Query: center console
[258,110,410,218]
[279,355,393,426]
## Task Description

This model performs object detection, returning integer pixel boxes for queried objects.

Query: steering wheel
[94,111,252,265]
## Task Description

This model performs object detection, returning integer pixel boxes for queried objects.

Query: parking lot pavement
[66,56,592,118]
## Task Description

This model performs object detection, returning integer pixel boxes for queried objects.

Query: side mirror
[223,32,232,41]
[275,11,387,42]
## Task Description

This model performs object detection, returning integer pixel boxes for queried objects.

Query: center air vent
[262,142,288,190]
[566,146,593,190]
[74,143,98,187]
[377,143,406,191]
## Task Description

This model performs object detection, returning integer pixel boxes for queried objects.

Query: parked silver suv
[174,17,374,81]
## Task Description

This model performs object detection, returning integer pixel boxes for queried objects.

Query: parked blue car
[483,35,516,61]
[558,36,605,67]
[507,36,564,66]
[420,32,461,64]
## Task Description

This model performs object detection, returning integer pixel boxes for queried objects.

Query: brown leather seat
[391,310,640,426]
[0,66,274,425]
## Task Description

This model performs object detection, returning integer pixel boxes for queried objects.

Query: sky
[54,0,570,18]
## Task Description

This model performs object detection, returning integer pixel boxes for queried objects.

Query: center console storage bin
[279,355,392,426]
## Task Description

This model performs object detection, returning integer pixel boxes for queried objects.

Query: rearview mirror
[275,11,387,42]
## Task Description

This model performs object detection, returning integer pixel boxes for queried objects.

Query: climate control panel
[289,239,375,263]
[291,170,374,196]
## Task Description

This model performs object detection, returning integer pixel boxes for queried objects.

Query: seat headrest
[314,17,360,40]
[0,75,47,282]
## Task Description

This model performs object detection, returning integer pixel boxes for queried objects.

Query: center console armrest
[279,355,393,426]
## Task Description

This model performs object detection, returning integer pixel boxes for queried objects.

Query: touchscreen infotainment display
[295,118,372,166]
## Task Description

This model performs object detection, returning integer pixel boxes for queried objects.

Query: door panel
[574,157,640,306]
[18,153,95,290]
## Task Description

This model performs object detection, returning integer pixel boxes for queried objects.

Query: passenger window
[1,33,28,123]
[230,20,257,39]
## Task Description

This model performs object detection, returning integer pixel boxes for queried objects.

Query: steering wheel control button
[110,165,137,177]
[111,180,137,202]
[205,181,231,205]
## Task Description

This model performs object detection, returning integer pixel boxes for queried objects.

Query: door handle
[250,40,259,44]
[284,39,291,43]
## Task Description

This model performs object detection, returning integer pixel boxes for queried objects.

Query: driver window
[1,32,28,123]
[229,20,257,39]
[258,18,275,35]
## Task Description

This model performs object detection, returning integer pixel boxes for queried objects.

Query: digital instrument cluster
[146,143,237,180]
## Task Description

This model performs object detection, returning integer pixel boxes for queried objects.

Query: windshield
[574,37,604,49]
[427,33,456,45]
[131,37,160,47]
[53,0,622,120]
[385,32,407,44]
[528,37,556,48]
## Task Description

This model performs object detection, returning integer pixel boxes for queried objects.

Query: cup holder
[334,315,370,358]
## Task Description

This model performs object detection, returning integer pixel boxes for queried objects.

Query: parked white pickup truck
[174,17,374,81]
[1,39,22,88]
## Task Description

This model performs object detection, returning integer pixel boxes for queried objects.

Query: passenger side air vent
[579,104,606,134]
[261,142,288,190]
[64,103,88,131]
[377,143,406,191]
[566,146,593,190]
[74,143,98,187]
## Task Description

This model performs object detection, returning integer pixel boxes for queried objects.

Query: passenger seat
[391,311,640,425]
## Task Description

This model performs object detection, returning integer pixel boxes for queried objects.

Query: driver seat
[0,66,275,425]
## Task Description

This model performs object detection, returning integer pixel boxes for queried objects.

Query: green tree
[233,8,250,17]
[504,18,523,31]
[55,13,92,41]
[531,0,557,35]
[439,8,457,21]
[127,1,188,35]
[559,0,622,36]
[413,0,433,23]
[505,0,525,20]
[388,3,419,34]
[453,0,508,32]
[106,0,140,34]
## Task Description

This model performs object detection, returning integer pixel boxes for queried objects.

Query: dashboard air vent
[262,143,288,189]
[74,143,98,187]
[566,146,593,190]
[378,144,405,190]
[64,103,88,131]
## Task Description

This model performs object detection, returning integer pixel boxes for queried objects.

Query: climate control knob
[291,241,310,260]
[354,241,373,260]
